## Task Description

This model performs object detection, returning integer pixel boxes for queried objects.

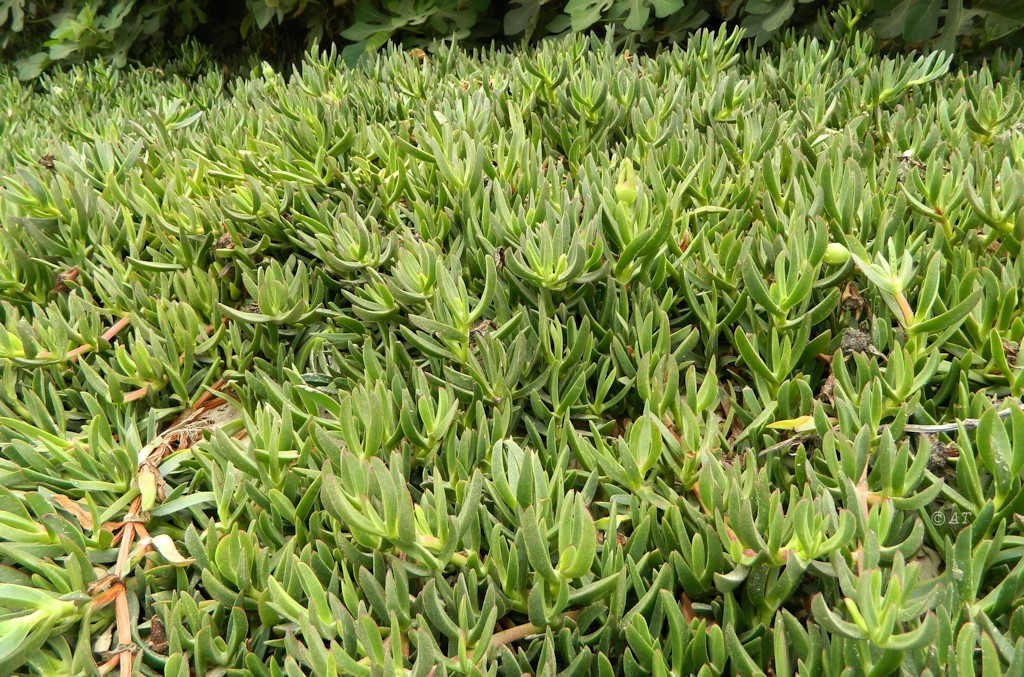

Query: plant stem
[123,386,149,402]
[36,315,132,362]
[488,609,583,651]
[895,292,914,328]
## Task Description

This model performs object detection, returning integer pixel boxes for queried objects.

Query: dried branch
[102,380,235,674]
[759,399,1024,458]
[488,609,583,652]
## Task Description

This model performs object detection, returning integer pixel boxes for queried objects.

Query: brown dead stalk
[100,381,238,676]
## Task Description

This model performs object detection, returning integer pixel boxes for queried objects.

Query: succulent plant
[0,27,1023,676]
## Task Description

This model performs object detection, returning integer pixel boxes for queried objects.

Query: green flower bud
[823,243,851,266]
[615,159,638,206]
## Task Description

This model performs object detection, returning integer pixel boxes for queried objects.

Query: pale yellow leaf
[147,534,195,566]
[766,415,817,432]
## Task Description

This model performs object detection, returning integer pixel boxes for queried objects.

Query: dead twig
[759,399,1024,458]
[901,399,1024,434]
[101,380,237,675]
[488,609,583,652]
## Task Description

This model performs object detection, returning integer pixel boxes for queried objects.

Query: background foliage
[2,24,1024,675]
[2,0,1024,78]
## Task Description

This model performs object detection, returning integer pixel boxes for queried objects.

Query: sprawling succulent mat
[1,29,1024,676]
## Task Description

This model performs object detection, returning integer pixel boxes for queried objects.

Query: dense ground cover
[1,29,1024,675]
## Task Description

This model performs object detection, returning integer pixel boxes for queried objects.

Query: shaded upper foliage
[1,0,1024,78]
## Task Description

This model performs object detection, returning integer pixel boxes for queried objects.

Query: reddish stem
[123,386,149,403]
[896,293,914,328]
[37,315,132,362]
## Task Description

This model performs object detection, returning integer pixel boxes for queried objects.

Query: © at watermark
[929,509,974,527]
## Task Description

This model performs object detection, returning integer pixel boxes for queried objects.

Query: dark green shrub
[2,0,1024,77]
